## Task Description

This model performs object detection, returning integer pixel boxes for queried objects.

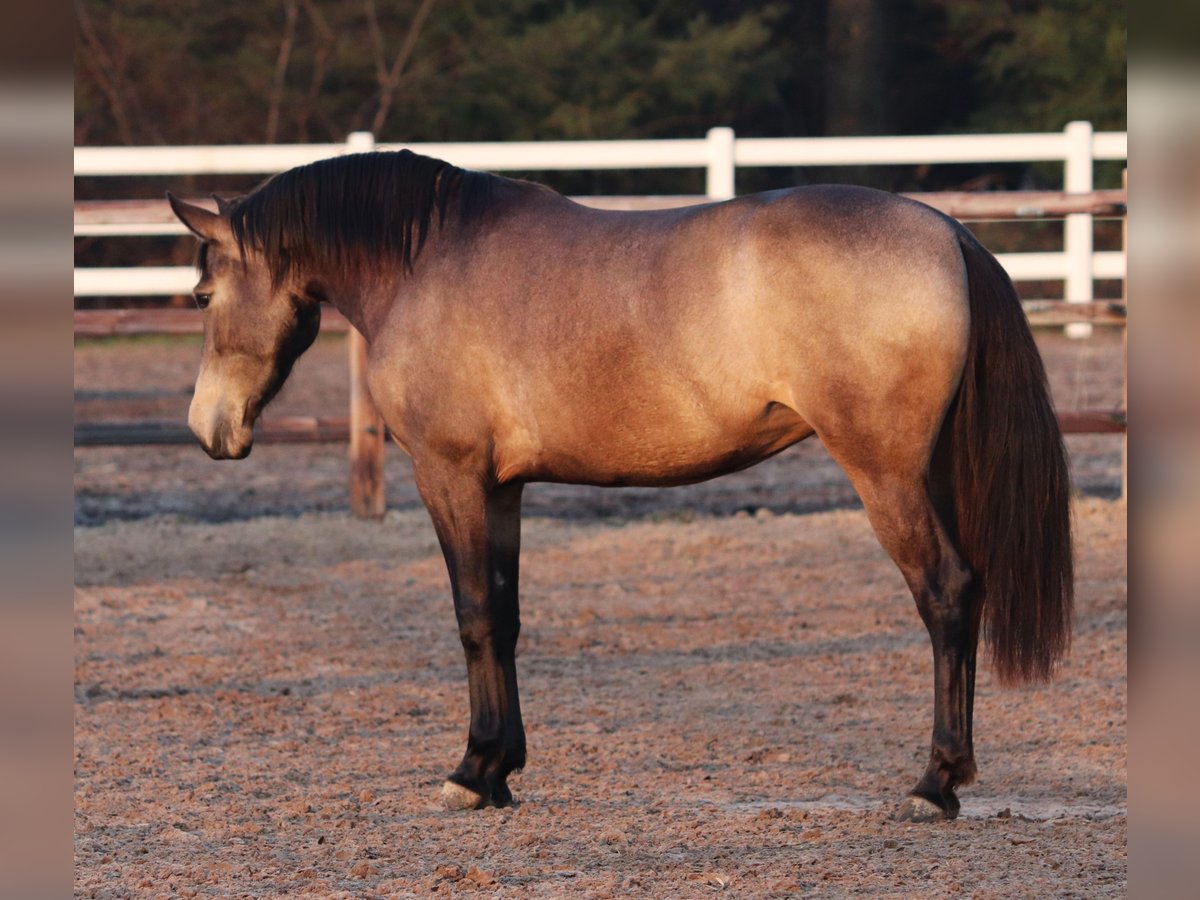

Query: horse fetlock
[465,729,523,768]
[952,755,978,787]
[489,778,514,808]
[504,737,527,772]
[442,764,516,811]
[929,738,976,786]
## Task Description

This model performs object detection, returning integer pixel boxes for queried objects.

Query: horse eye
[194,293,211,310]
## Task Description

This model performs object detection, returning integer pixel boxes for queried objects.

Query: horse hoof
[441,780,487,811]
[894,795,947,823]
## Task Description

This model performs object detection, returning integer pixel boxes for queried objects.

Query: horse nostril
[210,420,253,459]
[196,435,221,459]
[216,420,237,458]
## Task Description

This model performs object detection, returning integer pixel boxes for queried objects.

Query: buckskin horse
[167,148,1072,822]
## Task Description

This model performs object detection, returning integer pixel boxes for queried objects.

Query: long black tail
[945,228,1073,684]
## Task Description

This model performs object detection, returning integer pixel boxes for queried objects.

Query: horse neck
[317,269,400,344]
[312,175,528,341]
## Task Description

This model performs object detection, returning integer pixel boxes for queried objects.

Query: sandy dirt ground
[74,328,1126,897]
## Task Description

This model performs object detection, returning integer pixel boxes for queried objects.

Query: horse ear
[167,191,228,241]
[210,193,237,217]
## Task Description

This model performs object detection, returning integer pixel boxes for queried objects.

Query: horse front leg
[414,465,526,810]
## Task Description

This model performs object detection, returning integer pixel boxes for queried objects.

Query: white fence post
[706,127,736,200]
[1064,120,1094,338]
[346,131,375,155]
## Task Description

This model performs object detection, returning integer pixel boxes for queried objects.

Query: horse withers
[168,149,1072,822]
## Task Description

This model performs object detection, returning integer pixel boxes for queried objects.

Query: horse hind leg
[825,442,982,821]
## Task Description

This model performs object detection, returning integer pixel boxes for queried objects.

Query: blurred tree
[75,0,1126,146]
[825,0,889,136]
[74,0,1125,193]
[75,0,791,146]
[924,0,1126,133]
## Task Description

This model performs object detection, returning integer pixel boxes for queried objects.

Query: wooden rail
[75,417,354,446]
[1056,410,1128,435]
[581,190,1128,219]
[74,307,350,337]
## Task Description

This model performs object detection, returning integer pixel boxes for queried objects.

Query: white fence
[74,123,1127,299]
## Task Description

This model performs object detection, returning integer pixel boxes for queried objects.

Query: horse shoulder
[364,295,531,475]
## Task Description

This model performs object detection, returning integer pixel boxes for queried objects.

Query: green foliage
[926,0,1126,132]
[75,0,789,146]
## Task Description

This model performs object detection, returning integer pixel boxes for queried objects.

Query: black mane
[228,150,498,286]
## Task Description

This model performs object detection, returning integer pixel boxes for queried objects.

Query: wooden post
[342,131,386,519]
[1121,167,1128,502]
[348,327,386,518]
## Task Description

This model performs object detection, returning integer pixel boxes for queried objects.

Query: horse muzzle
[188,392,254,460]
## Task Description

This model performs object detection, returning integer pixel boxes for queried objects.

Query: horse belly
[516,397,813,488]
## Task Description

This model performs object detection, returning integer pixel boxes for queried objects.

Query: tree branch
[297,0,336,140]
[370,0,439,137]
[266,0,300,143]
[75,0,136,145]
[363,0,390,85]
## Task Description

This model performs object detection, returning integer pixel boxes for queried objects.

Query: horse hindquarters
[814,223,1072,821]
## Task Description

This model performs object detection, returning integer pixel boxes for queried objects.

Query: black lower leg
[418,471,527,809]
[446,621,526,805]
[909,568,980,819]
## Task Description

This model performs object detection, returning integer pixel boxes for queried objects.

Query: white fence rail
[75,123,1127,298]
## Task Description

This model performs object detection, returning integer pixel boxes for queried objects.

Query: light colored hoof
[894,795,947,823]
[441,780,487,811]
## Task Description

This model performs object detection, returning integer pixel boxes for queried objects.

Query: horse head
[168,193,321,459]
